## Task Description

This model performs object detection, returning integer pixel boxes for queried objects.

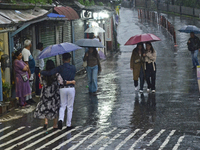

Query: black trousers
[145,62,156,90]
[134,67,145,90]
[34,67,41,95]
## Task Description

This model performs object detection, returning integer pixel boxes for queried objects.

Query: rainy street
[1,7,200,150]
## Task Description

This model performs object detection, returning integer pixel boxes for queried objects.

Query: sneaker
[67,126,75,130]
[35,95,40,98]
[58,120,63,130]
[152,90,156,93]
[135,87,138,91]
[147,89,150,92]
[139,90,143,93]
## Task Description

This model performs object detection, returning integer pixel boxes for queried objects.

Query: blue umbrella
[178,25,200,34]
[37,42,82,59]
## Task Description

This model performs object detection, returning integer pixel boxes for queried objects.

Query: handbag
[83,61,87,67]
[21,73,28,82]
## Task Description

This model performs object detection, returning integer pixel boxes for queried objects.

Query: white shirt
[22,48,31,62]
[32,49,44,70]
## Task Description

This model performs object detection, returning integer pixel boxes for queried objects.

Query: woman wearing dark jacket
[130,43,145,93]
[83,47,101,94]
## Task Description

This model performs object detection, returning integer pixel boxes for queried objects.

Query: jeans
[35,67,41,95]
[191,50,199,67]
[87,65,98,93]
[145,62,156,90]
[134,67,144,90]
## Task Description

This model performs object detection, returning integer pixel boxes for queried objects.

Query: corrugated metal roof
[0,7,48,26]
[54,6,79,20]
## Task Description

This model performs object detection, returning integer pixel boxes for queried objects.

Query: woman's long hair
[43,60,57,86]
[135,42,145,55]
[91,47,98,58]
[145,42,155,53]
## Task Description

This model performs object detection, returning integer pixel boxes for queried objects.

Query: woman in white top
[144,42,157,93]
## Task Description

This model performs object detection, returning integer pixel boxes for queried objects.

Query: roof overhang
[54,6,79,21]
[0,7,49,27]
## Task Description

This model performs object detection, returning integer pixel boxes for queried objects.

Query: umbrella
[178,25,200,34]
[125,33,161,45]
[37,42,82,59]
[84,26,105,33]
[74,39,104,48]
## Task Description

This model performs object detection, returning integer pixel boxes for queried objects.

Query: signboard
[80,10,92,19]
[105,19,112,41]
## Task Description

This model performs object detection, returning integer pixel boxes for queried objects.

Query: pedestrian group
[13,38,101,130]
[130,42,157,93]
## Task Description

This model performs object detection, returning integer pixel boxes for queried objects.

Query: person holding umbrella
[130,43,145,93]
[83,47,101,94]
[144,42,157,93]
[187,32,200,69]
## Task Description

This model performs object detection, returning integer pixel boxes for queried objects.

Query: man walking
[187,32,200,69]
[32,42,44,97]
[22,39,36,104]
[41,53,76,129]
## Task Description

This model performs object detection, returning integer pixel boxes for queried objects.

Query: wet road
[1,8,200,150]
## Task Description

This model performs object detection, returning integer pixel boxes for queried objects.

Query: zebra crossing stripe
[5,127,54,150]
[172,135,185,150]
[0,126,42,148]
[86,127,117,150]
[99,129,127,150]
[0,126,25,140]
[69,128,102,150]
[158,130,176,150]
[115,129,140,150]
[129,129,153,150]
[20,127,69,150]
[0,126,11,133]
[147,129,166,146]
[52,127,92,150]
[35,127,80,150]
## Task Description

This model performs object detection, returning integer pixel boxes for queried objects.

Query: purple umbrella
[37,42,82,59]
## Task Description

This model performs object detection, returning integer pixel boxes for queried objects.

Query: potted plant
[2,82,11,103]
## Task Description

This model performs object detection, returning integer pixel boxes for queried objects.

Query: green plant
[2,82,11,101]
[85,0,90,6]
[78,0,84,5]
[90,0,95,6]
[98,2,104,6]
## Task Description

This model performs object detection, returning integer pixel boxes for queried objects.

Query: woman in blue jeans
[83,47,101,94]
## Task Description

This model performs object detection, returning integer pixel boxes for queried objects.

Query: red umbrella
[125,33,161,45]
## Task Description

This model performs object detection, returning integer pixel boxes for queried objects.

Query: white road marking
[172,135,185,150]
[5,127,54,150]
[69,128,102,150]
[158,130,176,150]
[147,129,166,146]
[99,129,127,150]
[0,126,42,148]
[0,126,25,140]
[115,129,140,150]
[21,127,68,150]
[35,127,80,150]
[129,129,153,150]
[52,127,92,150]
[0,126,11,133]
[86,127,117,150]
